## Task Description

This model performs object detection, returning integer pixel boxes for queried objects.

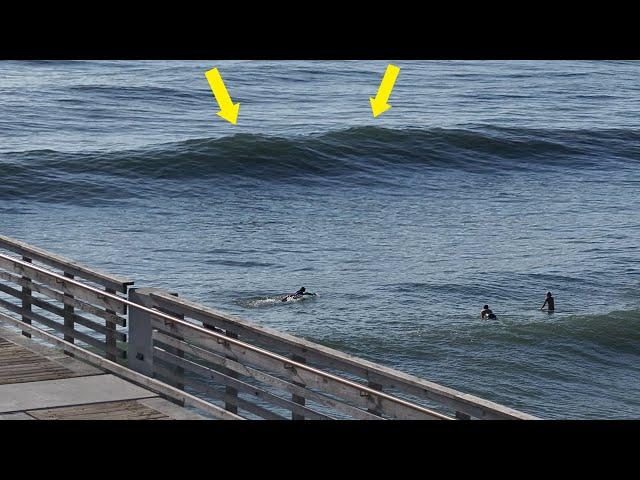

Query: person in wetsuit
[294,287,310,296]
[281,287,316,302]
[540,292,555,312]
[480,305,497,320]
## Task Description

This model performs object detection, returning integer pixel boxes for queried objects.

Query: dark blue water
[1,60,639,418]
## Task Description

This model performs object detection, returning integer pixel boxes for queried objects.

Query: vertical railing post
[105,287,117,362]
[63,272,75,356]
[291,354,307,420]
[171,324,185,393]
[20,256,32,338]
[127,288,154,377]
[224,330,239,414]
[367,381,383,417]
[128,288,184,401]
[159,293,184,394]
[202,319,237,413]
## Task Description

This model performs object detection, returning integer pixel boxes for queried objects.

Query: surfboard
[280,293,317,303]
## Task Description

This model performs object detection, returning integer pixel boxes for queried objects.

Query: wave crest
[2,126,638,203]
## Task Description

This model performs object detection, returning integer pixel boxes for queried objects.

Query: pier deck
[0,324,204,420]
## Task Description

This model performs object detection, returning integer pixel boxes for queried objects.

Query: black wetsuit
[282,289,313,302]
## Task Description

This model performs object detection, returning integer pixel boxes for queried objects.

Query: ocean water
[1,60,639,419]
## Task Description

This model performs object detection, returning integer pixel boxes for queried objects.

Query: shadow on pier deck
[0,234,538,420]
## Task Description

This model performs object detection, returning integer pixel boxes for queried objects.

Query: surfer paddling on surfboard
[281,287,316,302]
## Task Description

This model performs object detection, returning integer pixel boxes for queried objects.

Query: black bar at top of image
[2,14,639,59]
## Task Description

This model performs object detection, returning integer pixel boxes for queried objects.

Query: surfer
[540,292,555,312]
[281,287,316,302]
[480,305,497,320]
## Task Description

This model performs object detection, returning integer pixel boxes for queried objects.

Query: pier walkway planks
[0,324,204,420]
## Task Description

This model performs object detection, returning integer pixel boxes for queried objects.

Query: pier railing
[0,235,537,420]
[132,289,535,420]
[0,235,133,361]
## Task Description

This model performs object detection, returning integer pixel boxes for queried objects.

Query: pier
[0,234,537,420]
[0,324,203,419]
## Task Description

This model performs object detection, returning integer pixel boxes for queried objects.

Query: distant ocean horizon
[1,60,639,418]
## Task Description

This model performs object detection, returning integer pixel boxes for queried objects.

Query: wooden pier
[0,324,203,420]
[0,234,538,420]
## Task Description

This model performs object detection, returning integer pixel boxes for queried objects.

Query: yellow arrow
[370,64,400,118]
[204,67,240,125]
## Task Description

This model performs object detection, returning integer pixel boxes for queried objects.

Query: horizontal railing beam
[0,255,126,314]
[0,281,126,341]
[0,270,126,326]
[153,331,380,420]
[0,296,125,358]
[0,235,133,293]
[154,347,331,420]
[153,363,287,420]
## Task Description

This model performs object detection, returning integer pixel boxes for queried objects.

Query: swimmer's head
[483,305,489,310]
[300,287,306,292]
[546,292,552,297]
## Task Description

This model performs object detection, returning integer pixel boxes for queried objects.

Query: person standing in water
[480,305,497,320]
[540,292,555,312]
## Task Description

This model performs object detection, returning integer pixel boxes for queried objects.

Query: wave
[486,309,640,354]
[316,308,640,360]
[2,126,639,202]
